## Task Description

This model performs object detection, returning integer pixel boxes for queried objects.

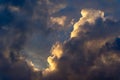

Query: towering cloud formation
[71,9,104,38]
[42,9,120,80]
[0,0,120,79]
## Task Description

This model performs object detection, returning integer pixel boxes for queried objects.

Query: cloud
[71,9,105,38]
[0,0,120,80]
[42,9,120,80]
[0,0,49,80]
[46,0,67,15]
[47,0,120,32]
[50,16,67,26]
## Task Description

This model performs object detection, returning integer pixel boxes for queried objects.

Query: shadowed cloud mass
[0,0,120,80]
[41,9,120,80]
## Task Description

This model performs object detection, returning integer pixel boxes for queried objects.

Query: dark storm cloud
[0,0,48,80]
[1,0,120,80]
[88,37,120,80]
[41,9,120,80]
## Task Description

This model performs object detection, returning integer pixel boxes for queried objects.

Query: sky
[0,0,120,80]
